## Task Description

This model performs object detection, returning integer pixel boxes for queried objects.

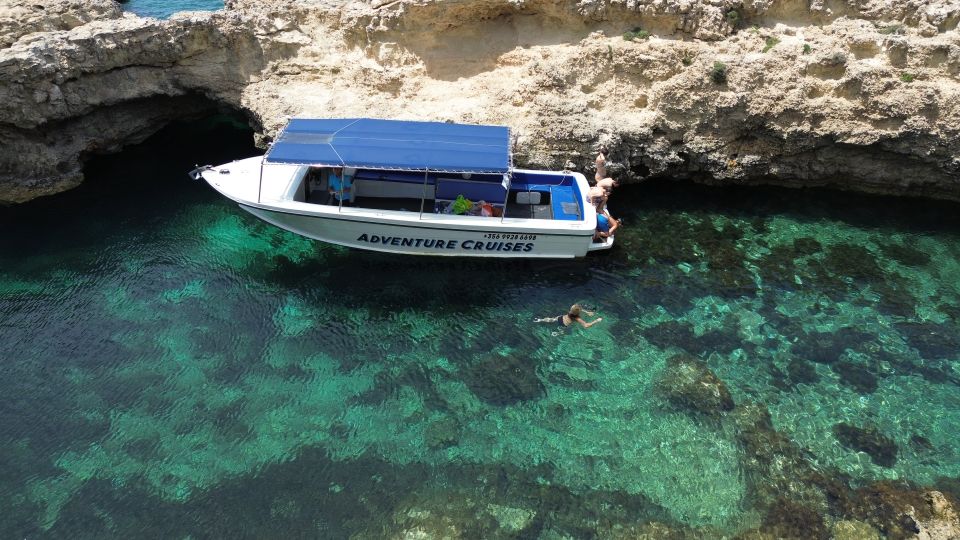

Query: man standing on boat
[329,167,353,206]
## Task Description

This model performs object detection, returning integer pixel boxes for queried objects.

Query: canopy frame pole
[257,156,265,204]
[500,172,511,223]
[418,168,430,219]
[336,163,343,212]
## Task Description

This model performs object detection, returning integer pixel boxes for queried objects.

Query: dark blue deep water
[1,115,958,537]
[122,0,223,19]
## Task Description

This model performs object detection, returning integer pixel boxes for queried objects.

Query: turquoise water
[1,115,958,537]
[122,0,223,19]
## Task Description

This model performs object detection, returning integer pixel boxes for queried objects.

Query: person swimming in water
[534,304,602,329]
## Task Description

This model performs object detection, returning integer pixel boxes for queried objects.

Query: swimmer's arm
[578,317,602,328]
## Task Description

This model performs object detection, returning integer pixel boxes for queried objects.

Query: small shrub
[750,24,760,34]
[623,27,651,41]
[900,73,915,82]
[725,9,741,28]
[710,61,728,85]
[802,44,812,54]
[681,52,695,66]
[878,23,904,35]
[762,36,780,53]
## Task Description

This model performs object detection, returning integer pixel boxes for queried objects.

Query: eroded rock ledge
[1,0,959,203]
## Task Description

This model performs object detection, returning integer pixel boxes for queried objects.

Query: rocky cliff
[1,0,959,203]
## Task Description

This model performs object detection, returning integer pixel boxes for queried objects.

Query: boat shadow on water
[256,247,603,309]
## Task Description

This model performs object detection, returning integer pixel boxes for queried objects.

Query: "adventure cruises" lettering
[356,234,534,252]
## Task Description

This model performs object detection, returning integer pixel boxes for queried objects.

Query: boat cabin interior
[292,166,584,221]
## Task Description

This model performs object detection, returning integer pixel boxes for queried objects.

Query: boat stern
[588,235,614,251]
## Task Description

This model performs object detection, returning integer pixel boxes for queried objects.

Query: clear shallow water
[1,116,959,537]
[121,0,223,19]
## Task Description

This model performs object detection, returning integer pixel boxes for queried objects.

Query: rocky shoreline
[2,0,959,203]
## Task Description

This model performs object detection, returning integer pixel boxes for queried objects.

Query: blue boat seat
[550,186,581,220]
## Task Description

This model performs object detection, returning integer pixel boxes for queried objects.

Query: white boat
[191,118,613,258]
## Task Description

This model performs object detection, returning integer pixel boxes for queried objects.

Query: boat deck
[311,194,560,220]
[304,169,583,222]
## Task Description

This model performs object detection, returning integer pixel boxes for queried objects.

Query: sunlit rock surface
[1,0,959,203]
[0,0,122,49]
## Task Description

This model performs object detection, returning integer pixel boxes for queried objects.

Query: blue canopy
[264,118,511,173]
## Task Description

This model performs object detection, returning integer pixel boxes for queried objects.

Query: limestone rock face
[2,0,960,203]
[0,8,268,201]
[0,0,121,49]
[920,490,960,540]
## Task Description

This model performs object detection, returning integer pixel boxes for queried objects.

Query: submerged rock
[465,354,544,406]
[880,242,932,267]
[769,357,821,392]
[792,237,823,257]
[831,519,882,540]
[896,321,960,360]
[731,402,857,525]
[760,497,830,540]
[872,279,920,318]
[803,259,852,301]
[641,320,743,357]
[791,334,847,364]
[757,244,801,290]
[823,244,884,282]
[791,327,873,364]
[654,353,734,416]
[484,503,536,533]
[833,423,898,468]
[642,320,697,351]
[910,433,935,453]
[767,365,793,392]
[733,404,957,539]
[694,222,757,298]
[938,303,960,324]
[832,362,879,394]
[786,358,820,386]
[424,417,460,450]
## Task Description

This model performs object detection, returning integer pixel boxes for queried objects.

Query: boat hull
[240,204,595,258]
